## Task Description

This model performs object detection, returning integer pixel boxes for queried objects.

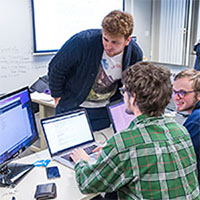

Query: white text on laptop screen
[42,111,93,154]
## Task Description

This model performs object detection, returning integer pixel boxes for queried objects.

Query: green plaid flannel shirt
[74,114,200,199]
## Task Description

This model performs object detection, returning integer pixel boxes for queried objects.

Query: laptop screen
[41,109,94,155]
[107,100,135,133]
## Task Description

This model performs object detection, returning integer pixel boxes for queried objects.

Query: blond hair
[174,69,200,92]
[101,10,134,40]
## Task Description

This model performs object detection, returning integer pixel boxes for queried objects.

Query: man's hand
[93,146,102,158]
[70,148,90,164]
[93,143,106,158]
[54,97,61,106]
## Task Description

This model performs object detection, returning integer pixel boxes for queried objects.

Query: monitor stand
[0,163,34,187]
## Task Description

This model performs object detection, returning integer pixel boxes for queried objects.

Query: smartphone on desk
[46,166,61,179]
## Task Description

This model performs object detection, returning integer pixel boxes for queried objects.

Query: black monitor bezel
[0,87,38,170]
[31,0,125,54]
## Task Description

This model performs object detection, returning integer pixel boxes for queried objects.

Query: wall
[129,0,196,67]
[126,0,152,60]
[0,0,53,94]
[151,0,196,67]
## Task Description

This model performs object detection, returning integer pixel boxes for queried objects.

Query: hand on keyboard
[84,144,97,155]
[92,142,106,158]
[70,148,90,164]
[62,144,97,163]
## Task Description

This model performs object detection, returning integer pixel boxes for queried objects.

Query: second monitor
[0,87,38,186]
[107,100,135,133]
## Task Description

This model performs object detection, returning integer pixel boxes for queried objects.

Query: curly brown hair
[174,69,200,92]
[122,62,172,116]
[101,10,134,40]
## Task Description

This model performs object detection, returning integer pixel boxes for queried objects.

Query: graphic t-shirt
[80,50,123,108]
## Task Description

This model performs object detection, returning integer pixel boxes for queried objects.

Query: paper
[31,91,53,102]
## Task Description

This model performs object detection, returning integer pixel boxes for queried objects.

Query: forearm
[74,149,125,194]
[48,70,66,97]
[74,160,111,194]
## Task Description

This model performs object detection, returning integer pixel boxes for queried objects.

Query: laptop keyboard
[61,144,98,162]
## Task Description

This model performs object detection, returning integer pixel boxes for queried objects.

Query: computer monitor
[107,100,135,133]
[0,87,38,186]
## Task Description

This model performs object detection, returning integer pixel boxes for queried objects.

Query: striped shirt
[74,114,200,199]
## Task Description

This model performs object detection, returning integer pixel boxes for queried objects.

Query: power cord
[97,131,108,143]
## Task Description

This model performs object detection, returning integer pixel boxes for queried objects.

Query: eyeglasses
[172,89,195,98]
[119,87,126,96]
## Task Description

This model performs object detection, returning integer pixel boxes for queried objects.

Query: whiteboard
[32,0,124,52]
[0,0,53,94]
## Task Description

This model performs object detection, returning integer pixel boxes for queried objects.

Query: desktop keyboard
[61,144,97,162]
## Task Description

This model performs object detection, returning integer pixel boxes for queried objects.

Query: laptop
[107,100,135,133]
[41,109,98,169]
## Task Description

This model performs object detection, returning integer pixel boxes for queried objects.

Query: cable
[97,131,108,142]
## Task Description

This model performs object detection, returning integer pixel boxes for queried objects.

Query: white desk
[0,150,97,200]
[0,125,114,200]
[31,92,56,118]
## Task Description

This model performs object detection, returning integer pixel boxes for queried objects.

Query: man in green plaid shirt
[70,62,200,199]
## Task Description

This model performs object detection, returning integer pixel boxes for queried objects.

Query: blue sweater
[194,42,200,71]
[48,29,143,113]
[184,101,200,183]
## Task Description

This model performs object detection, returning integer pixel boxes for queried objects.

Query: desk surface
[0,150,95,200]
[31,92,55,108]
[0,127,114,200]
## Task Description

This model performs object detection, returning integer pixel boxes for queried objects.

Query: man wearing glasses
[172,69,200,184]
[70,62,199,199]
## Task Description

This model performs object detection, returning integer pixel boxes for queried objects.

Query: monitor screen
[0,87,38,170]
[107,100,135,133]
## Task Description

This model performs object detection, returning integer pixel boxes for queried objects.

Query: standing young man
[48,10,143,131]
[172,69,200,184]
[70,62,200,199]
